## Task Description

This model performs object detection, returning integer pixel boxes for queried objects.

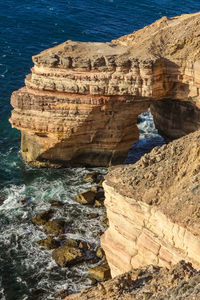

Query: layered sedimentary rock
[101,130,200,277]
[10,12,200,166]
[65,261,200,300]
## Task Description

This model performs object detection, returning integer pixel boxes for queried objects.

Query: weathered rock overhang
[10,12,200,166]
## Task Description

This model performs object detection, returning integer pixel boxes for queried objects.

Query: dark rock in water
[88,263,111,281]
[0,191,7,206]
[63,239,79,248]
[52,244,84,267]
[88,213,99,219]
[32,209,54,226]
[52,238,98,267]
[78,241,91,251]
[91,186,105,201]
[100,213,109,227]
[44,219,67,235]
[94,200,104,207]
[49,200,64,208]
[96,247,106,260]
[74,186,105,206]
[37,236,60,250]
[53,289,69,299]
[18,196,33,205]
[83,172,104,184]
[74,190,96,205]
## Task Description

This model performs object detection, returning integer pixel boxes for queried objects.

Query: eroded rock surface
[65,261,200,300]
[10,13,200,166]
[101,130,200,277]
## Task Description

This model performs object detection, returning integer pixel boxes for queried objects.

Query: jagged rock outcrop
[101,130,200,277]
[10,13,200,166]
[65,261,200,299]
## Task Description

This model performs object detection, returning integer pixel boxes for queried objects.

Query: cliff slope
[10,13,200,166]
[101,130,200,276]
[65,261,200,300]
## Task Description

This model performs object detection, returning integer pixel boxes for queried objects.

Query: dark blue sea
[0,1,199,299]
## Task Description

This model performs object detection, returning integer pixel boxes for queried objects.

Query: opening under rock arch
[125,108,166,164]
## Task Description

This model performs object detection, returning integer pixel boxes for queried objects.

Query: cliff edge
[65,261,200,299]
[101,130,200,277]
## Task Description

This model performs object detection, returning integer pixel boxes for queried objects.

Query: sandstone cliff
[101,130,200,277]
[10,13,200,166]
[65,261,200,299]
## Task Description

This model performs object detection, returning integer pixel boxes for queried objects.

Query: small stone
[32,209,54,226]
[89,213,99,218]
[96,247,105,259]
[94,200,104,207]
[89,263,111,281]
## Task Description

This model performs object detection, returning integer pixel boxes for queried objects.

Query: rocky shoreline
[31,172,111,298]
[9,11,200,300]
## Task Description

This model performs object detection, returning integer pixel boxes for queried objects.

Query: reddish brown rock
[101,130,200,277]
[10,13,200,166]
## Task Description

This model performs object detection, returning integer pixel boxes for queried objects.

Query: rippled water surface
[0,0,200,299]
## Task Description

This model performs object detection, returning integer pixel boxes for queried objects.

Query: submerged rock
[37,236,60,250]
[44,219,66,235]
[49,200,64,208]
[54,289,69,299]
[32,209,54,226]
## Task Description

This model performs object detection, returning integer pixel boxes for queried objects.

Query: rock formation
[101,130,200,277]
[10,12,200,166]
[65,261,200,299]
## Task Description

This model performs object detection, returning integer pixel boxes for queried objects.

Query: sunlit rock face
[10,12,200,166]
[101,130,200,277]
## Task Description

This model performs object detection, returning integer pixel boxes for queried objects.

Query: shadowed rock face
[10,13,200,166]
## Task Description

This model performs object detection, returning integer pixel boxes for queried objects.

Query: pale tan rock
[101,130,200,277]
[10,13,200,166]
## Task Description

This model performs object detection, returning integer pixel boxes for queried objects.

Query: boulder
[88,263,111,281]
[74,190,96,205]
[52,244,84,267]
[32,209,54,226]
[83,172,104,184]
[74,187,105,206]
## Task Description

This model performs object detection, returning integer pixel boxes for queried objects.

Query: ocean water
[0,1,200,299]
